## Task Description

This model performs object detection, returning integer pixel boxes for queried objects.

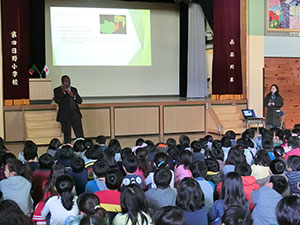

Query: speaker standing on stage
[54,75,84,143]
[263,84,283,128]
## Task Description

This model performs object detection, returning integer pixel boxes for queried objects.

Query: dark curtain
[179,3,188,97]
[2,0,30,100]
[212,0,242,94]
[29,0,45,78]
[197,0,213,29]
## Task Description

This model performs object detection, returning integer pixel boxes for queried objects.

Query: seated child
[96,135,108,151]
[283,137,300,160]
[225,130,236,147]
[46,138,61,158]
[286,155,300,195]
[190,161,214,212]
[85,160,108,193]
[24,148,39,172]
[205,158,224,188]
[251,176,288,225]
[95,169,123,214]
[191,141,205,163]
[121,154,143,189]
[276,195,300,225]
[174,150,193,187]
[152,206,185,225]
[251,149,271,180]
[68,157,88,195]
[145,168,177,210]
[145,152,174,189]
[234,162,259,210]
[32,153,54,206]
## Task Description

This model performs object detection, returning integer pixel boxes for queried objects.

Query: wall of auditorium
[0,2,4,138]
[247,0,264,117]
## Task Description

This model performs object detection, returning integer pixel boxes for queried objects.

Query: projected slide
[50,7,151,66]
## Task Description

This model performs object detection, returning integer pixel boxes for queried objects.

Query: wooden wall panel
[164,105,205,133]
[4,111,24,142]
[264,57,300,129]
[114,107,159,136]
[81,108,110,137]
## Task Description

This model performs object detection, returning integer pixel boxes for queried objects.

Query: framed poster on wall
[267,0,300,31]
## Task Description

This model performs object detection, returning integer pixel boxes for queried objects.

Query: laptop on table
[241,109,264,120]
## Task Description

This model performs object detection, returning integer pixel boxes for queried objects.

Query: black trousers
[61,112,84,144]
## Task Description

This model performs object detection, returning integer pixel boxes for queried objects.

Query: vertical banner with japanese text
[2,0,30,105]
[212,0,242,95]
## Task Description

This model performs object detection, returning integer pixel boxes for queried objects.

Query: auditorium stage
[3,97,248,146]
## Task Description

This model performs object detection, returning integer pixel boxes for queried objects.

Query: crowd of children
[0,126,300,225]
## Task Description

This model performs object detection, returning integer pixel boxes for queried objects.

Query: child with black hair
[276,195,300,225]
[273,146,285,160]
[234,162,259,210]
[176,177,208,225]
[283,136,300,160]
[221,136,231,162]
[222,147,246,175]
[144,152,175,189]
[204,135,213,150]
[286,155,300,195]
[191,141,205,163]
[73,138,86,158]
[32,153,54,205]
[96,135,107,151]
[55,145,75,169]
[42,175,78,225]
[167,146,179,171]
[251,149,271,180]
[208,172,250,225]
[32,165,66,224]
[47,138,62,158]
[24,149,39,171]
[166,138,176,149]
[236,137,255,166]
[95,169,123,214]
[221,205,252,225]
[174,150,193,187]
[211,147,225,170]
[0,152,16,181]
[267,159,290,196]
[68,157,88,195]
[103,148,117,168]
[177,135,191,151]
[145,168,177,210]
[0,158,33,215]
[108,139,122,162]
[65,192,109,225]
[18,140,38,163]
[152,206,185,225]
[224,130,236,146]
[205,158,224,188]
[251,175,288,225]
[190,161,214,212]
[122,154,143,189]
[0,200,35,225]
[85,159,109,193]
[83,145,104,180]
[135,147,151,189]
[112,184,152,225]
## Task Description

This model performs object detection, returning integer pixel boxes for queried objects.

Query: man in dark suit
[54,75,84,143]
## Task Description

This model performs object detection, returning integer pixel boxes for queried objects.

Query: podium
[29,78,53,104]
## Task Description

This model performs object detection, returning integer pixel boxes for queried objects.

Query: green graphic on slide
[128,10,151,66]
[100,15,126,34]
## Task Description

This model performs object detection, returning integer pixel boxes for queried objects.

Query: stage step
[207,104,246,135]
[24,110,62,145]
